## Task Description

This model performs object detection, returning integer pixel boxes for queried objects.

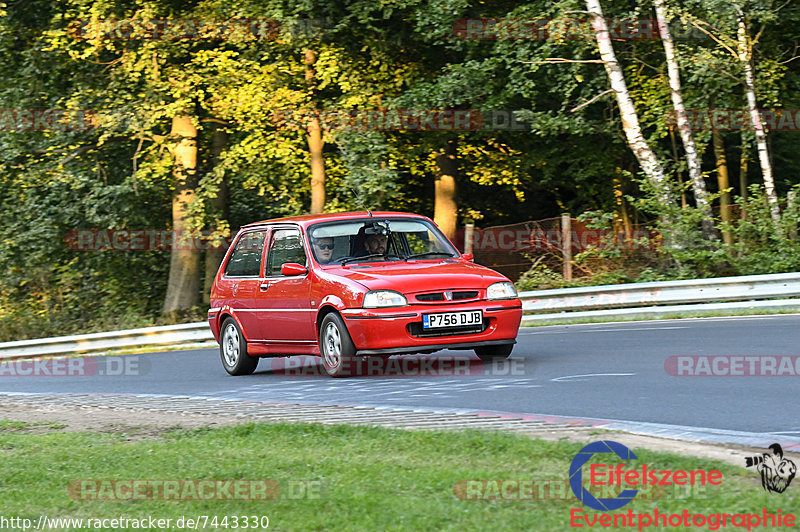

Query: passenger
[312,237,335,263]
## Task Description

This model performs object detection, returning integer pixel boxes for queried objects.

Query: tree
[734,2,779,222]
[434,140,459,239]
[163,115,201,313]
[304,48,326,214]
[585,0,677,215]
[688,0,784,222]
[654,0,716,241]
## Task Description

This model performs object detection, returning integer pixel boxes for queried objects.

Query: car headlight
[363,290,408,308]
[487,281,518,300]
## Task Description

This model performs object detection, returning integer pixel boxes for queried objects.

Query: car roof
[240,211,431,231]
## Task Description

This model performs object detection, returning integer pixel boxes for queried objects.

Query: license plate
[422,310,483,329]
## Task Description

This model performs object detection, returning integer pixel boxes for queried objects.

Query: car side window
[224,230,266,277]
[266,228,306,276]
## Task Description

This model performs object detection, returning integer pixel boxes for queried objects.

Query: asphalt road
[2,314,799,436]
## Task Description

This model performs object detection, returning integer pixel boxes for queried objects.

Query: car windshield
[307,218,459,264]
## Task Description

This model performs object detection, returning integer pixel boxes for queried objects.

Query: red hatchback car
[208,211,522,377]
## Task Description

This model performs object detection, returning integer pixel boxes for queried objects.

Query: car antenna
[350,187,372,217]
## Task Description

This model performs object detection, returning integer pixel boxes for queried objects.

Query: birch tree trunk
[654,0,717,242]
[734,3,780,222]
[163,115,201,314]
[585,0,676,214]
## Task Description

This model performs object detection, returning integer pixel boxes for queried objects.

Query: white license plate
[422,310,483,329]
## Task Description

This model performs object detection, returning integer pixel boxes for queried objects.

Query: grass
[0,421,795,531]
[0,420,68,431]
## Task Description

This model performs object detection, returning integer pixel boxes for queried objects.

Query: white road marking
[551,373,635,382]
[521,326,687,334]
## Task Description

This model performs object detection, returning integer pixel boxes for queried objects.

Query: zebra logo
[745,443,796,494]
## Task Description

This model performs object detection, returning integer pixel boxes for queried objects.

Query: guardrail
[0,322,214,360]
[2,272,799,359]
[519,271,800,323]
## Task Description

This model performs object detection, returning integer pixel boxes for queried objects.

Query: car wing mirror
[281,263,308,276]
[461,252,474,262]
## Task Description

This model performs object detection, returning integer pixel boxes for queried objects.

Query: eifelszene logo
[569,440,722,511]
[745,444,797,494]
[570,441,639,511]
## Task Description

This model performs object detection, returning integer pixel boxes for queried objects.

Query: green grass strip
[0,422,796,531]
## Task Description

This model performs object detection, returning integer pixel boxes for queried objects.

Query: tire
[474,343,514,363]
[220,318,259,376]
[319,313,357,377]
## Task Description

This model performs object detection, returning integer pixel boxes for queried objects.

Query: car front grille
[414,290,479,302]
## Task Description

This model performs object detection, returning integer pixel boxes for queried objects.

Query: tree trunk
[585,0,676,215]
[307,115,325,214]
[735,4,780,222]
[203,125,230,305]
[305,49,326,214]
[668,127,688,208]
[740,134,749,219]
[434,140,458,240]
[655,0,716,241]
[163,115,201,315]
[613,175,633,240]
[713,130,734,246]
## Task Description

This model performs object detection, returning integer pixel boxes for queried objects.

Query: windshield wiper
[340,254,402,265]
[405,252,455,260]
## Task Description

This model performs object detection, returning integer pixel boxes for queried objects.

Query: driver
[364,233,388,255]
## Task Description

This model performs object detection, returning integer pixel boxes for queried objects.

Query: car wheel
[220,318,258,376]
[474,343,513,363]
[320,313,356,377]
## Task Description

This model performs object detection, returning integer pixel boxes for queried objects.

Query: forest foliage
[1,0,799,339]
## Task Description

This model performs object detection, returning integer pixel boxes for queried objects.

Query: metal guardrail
[519,272,800,323]
[1,272,799,359]
[0,322,214,360]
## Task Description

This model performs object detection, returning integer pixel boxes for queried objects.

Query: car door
[251,226,316,345]
[217,228,269,339]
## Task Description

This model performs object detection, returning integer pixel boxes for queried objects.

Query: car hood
[328,260,509,293]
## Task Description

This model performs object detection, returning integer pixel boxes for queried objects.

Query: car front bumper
[340,299,522,355]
